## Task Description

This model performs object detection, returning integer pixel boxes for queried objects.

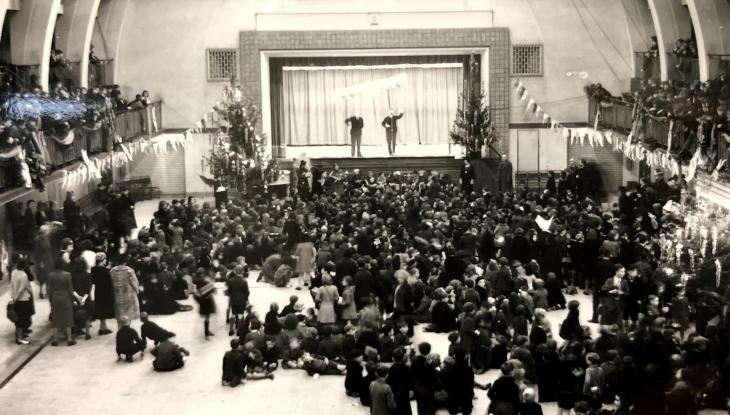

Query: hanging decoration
[513,79,687,178]
[57,134,191,190]
[331,72,408,100]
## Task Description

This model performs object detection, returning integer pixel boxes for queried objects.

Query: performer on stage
[381,109,404,156]
[344,115,364,158]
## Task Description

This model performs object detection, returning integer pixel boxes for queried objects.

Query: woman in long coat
[48,259,77,346]
[110,256,140,324]
[294,234,316,289]
[339,276,358,322]
[91,253,115,335]
[316,274,340,325]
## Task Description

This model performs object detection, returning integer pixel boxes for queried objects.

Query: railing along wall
[589,96,728,164]
[0,101,162,191]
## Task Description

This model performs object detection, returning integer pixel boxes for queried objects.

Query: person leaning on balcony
[129,95,145,110]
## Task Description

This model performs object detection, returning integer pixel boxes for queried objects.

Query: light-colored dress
[110,265,140,321]
[316,284,339,324]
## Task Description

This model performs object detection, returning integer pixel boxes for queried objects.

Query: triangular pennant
[595,131,604,147]
[120,144,133,161]
[605,130,613,144]
[526,98,536,112]
[520,90,529,101]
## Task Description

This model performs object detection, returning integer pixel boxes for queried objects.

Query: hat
[498,257,509,265]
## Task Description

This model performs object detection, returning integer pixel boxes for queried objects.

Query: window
[512,45,542,76]
[206,49,238,81]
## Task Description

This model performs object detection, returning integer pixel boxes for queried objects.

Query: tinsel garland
[2,93,87,121]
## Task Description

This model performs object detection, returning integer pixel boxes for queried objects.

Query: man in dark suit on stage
[345,115,364,158]
[381,109,404,156]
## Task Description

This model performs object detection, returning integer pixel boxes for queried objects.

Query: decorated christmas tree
[450,55,498,158]
[200,79,280,194]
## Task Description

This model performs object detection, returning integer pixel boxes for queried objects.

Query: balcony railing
[667,53,700,82]
[589,96,669,146]
[0,64,41,91]
[115,101,162,141]
[0,101,162,191]
[589,96,728,163]
[634,51,660,80]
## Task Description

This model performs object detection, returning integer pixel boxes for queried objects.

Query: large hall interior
[1,0,730,414]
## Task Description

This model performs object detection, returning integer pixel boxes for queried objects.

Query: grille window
[512,45,543,76]
[207,49,238,81]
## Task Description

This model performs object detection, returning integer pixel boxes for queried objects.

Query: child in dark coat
[116,317,145,362]
[264,303,283,335]
[344,354,364,397]
[545,272,567,309]
[520,388,544,415]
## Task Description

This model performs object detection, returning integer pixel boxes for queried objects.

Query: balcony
[667,53,700,83]
[588,96,729,163]
[0,101,163,191]
[89,59,114,89]
[0,64,40,90]
[588,96,671,149]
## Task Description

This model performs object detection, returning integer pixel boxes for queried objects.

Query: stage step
[279,156,464,182]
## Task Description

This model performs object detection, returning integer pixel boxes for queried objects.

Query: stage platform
[278,144,464,181]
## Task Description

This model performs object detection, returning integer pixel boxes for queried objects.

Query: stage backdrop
[281,63,463,146]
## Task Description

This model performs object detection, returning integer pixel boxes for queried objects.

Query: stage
[280,143,455,159]
[275,143,469,186]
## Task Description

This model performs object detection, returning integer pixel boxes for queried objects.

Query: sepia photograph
[0,0,730,414]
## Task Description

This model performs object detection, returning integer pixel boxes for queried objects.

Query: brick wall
[239,28,511,155]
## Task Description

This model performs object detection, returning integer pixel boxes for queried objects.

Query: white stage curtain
[282,64,463,146]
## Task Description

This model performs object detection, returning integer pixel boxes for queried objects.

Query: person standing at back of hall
[381,109,403,156]
[497,154,513,191]
[345,115,364,158]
